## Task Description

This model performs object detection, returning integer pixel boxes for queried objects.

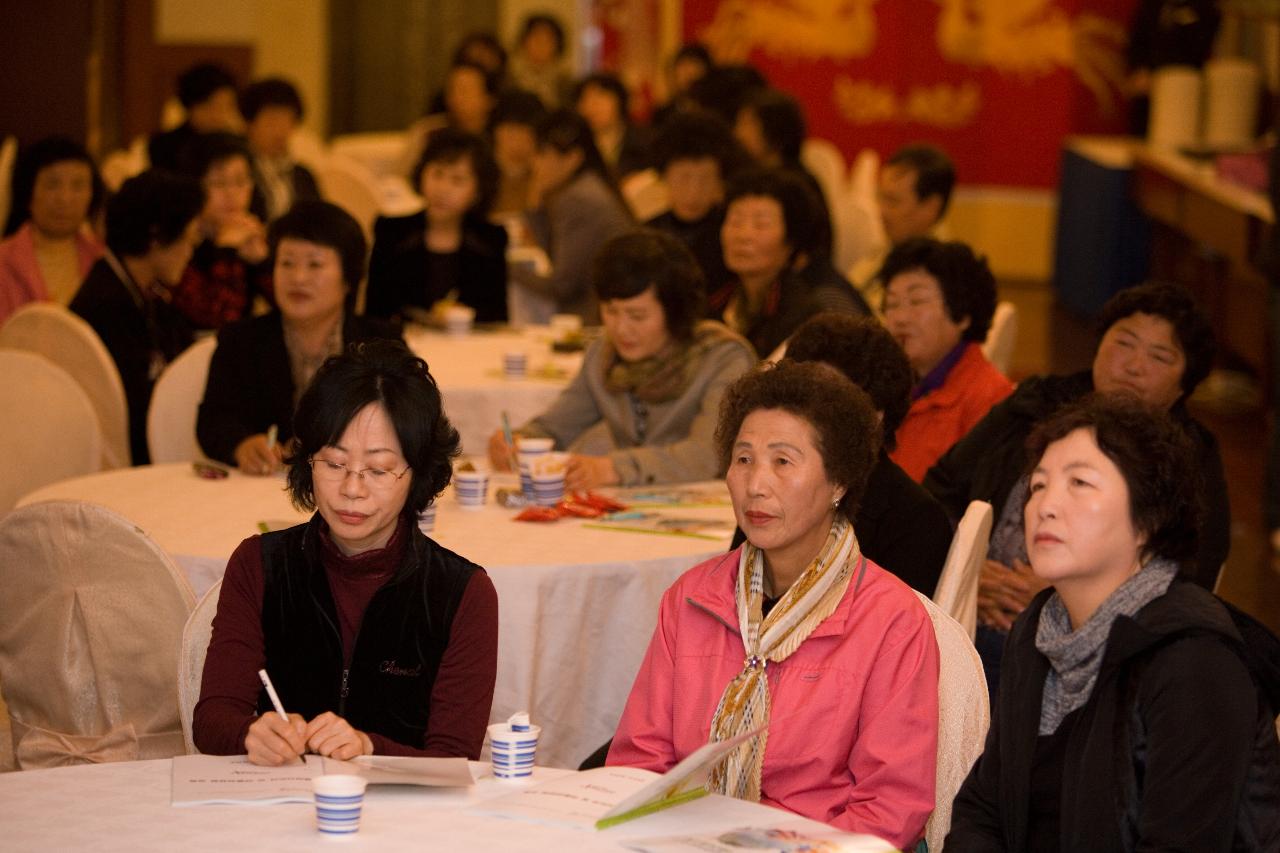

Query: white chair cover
[315,154,383,239]
[0,135,17,234]
[0,501,195,769]
[0,351,101,512]
[621,168,670,222]
[147,336,217,464]
[914,591,991,853]
[933,501,995,639]
[0,302,131,469]
[801,138,858,271]
[179,579,222,754]
[981,301,1019,378]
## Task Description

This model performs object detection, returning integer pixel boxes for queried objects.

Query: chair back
[0,501,195,769]
[179,579,222,754]
[621,168,670,222]
[315,154,382,239]
[933,501,994,638]
[0,350,101,512]
[801,138,857,270]
[914,591,991,853]
[147,336,217,464]
[0,135,16,232]
[0,302,130,468]
[981,301,1019,377]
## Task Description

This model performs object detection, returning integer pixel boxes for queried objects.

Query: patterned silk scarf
[708,518,861,801]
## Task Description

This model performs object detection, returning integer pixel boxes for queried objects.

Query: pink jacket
[607,547,939,851]
[0,222,103,327]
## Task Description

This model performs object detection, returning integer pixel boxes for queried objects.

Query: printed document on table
[171,754,321,805]
[322,755,476,786]
[623,822,899,852]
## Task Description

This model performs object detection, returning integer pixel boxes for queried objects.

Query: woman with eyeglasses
[194,339,499,765]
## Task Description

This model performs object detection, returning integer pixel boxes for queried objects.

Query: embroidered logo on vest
[379,660,423,677]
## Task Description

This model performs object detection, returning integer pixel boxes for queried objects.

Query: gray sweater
[521,326,756,485]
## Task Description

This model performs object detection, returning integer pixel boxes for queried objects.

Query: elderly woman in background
[714,168,867,358]
[946,394,1280,852]
[0,136,104,326]
[198,200,400,475]
[507,109,633,323]
[881,237,1012,482]
[924,280,1230,692]
[490,229,755,489]
[608,361,939,851]
[573,72,650,182]
[195,340,499,764]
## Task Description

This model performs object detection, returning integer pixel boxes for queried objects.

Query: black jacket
[646,207,730,313]
[196,311,399,466]
[70,257,194,465]
[366,212,509,324]
[946,582,1280,852]
[923,371,1231,590]
[258,515,485,752]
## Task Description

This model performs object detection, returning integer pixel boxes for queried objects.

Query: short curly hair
[650,109,749,179]
[716,361,881,520]
[286,340,460,515]
[1024,393,1201,567]
[1095,280,1215,396]
[724,167,823,262]
[411,127,500,218]
[785,313,912,450]
[879,237,997,343]
[592,229,706,341]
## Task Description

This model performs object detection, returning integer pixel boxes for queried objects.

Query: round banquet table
[0,759,858,852]
[18,464,736,769]
[402,324,583,455]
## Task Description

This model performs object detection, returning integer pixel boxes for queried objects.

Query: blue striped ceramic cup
[313,774,367,834]
[488,722,541,781]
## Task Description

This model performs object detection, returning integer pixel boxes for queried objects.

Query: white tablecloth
[0,758,849,852]
[18,465,735,768]
[403,325,582,455]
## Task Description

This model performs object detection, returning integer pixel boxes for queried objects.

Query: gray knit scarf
[1035,557,1179,734]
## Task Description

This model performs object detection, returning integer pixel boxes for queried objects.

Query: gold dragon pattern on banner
[934,0,1128,112]
[701,0,881,62]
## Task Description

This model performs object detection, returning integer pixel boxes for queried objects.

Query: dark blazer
[728,259,870,358]
[366,212,509,324]
[71,258,194,465]
[646,207,730,311]
[196,311,400,466]
[250,161,322,222]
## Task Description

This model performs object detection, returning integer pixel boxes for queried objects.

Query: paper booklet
[583,513,732,541]
[171,754,322,806]
[322,755,475,787]
[469,727,763,831]
[622,823,900,852]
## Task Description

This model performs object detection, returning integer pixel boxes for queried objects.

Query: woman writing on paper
[946,395,1280,851]
[607,361,939,851]
[488,229,756,490]
[194,340,499,764]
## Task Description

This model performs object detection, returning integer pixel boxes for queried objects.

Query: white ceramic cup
[488,722,542,781]
[417,503,437,533]
[453,470,489,509]
[503,350,528,379]
[443,304,476,336]
[313,774,368,835]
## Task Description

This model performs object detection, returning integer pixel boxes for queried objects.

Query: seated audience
[924,281,1231,690]
[488,89,548,218]
[0,136,104,325]
[650,42,714,127]
[573,72,650,182]
[509,109,633,323]
[946,394,1280,852]
[70,170,204,465]
[508,13,572,108]
[198,201,400,474]
[399,60,500,178]
[686,63,767,126]
[239,77,321,222]
[714,168,867,357]
[731,313,952,595]
[173,132,272,330]
[490,229,755,489]
[148,62,241,171]
[194,339,499,763]
[645,110,747,303]
[367,129,507,325]
[882,237,1012,482]
[608,361,939,851]
[426,32,509,115]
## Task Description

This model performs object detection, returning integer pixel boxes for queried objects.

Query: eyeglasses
[309,457,411,490]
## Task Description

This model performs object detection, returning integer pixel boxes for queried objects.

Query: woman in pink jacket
[608,360,940,851]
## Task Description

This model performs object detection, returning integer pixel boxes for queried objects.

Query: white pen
[257,668,289,722]
[265,424,278,451]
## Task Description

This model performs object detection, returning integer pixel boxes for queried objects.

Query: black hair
[491,88,548,129]
[176,131,253,180]
[573,72,630,121]
[1025,393,1200,567]
[672,42,713,70]
[176,62,237,109]
[104,169,205,258]
[519,13,566,57]
[268,200,368,304]
[239,77,305,122]
[723,167,822,261]
[650,109,749,179]
[411,128,500,218]
[739,88,806,165]
[592,229,707,342]
[885,143,956,217]
[447,59,500,97]
[878,237,997,343]
[287,339,461,516]
[785,313,913,450]
[686,64,768,124]
[536,109,623,198]
[1095,280,1216,396]
[4,136,105,237]
[451,31,508,76]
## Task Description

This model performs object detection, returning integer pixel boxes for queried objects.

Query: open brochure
[470,727,763,831]
[622,823,900,852]
[323,755,475,787]
[583,513,732,541]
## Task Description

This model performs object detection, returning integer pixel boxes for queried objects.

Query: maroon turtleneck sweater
[193,516,499,758]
